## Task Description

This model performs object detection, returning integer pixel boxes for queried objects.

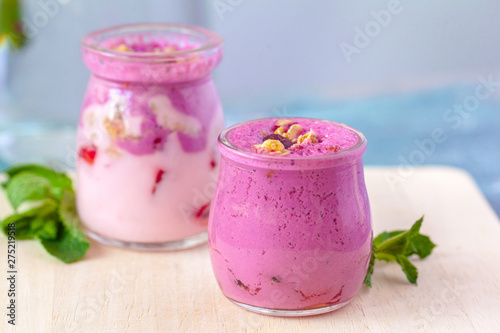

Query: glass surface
[209,118,372,316]
[76,23,224,250]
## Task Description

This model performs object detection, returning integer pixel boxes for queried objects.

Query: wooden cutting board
[1,167,500,333]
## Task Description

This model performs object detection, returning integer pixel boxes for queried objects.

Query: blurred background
[1,0,499,216]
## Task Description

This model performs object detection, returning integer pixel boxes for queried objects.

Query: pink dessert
[76,24,224,248]
[209,118,372,315]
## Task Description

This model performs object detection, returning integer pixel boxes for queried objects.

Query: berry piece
[262,134,293,149]
[78,145,97,165]
[152,169,165,194]
[195,203,210,218]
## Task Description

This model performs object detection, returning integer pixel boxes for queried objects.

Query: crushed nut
[327,145,341,152]
[255,139,285,152]
[284,124,303,141]
[297,130,318,144]
[106,146,122,158]
[266,170,276,178]
[113,44,131,52]
[103,118,125,139]
[274,126,286,136]
[276,119,294,127]
[262,134,293,149]
[163,46,177,53]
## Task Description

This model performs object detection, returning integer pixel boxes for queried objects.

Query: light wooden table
[1,167,500,333]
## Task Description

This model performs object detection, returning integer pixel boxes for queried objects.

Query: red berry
[152,169,165,194]
[195,203,210,218]
[210,160,217,169]
[79,145,97,165]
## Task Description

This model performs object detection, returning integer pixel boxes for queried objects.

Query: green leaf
[1,164,90,264]
[375,252,397,263]
[405,234,436,259]
[395,254,418,285]
[366,216,435,286]
[40,227,90,263]
[3,164,73,199]
[1,200,58,239]
[364,247,377,287]
[373,230,404,248]
[0,0,27,50]
[40,191,89,263]
[375,217,423,254]
[5,172,52,209]
[375,231,409,255]
[31,217,59,240]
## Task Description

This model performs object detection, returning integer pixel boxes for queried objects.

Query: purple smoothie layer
[105,39,189,53]
[209,118,371,311]
[80,76,219,155]
[226,118,359,157]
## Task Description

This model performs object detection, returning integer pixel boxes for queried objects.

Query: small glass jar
[77,23,224,250]
[208,118,372,316]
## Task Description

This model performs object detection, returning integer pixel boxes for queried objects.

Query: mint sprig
[0,0,27,50]
[1,165,89,263]
[364,216,436,287]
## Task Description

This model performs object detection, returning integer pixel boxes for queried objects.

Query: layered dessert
[209,118,372,313]
[77,24,224,247]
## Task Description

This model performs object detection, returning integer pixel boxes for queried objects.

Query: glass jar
[77,23,224,250]
[208,118,372,316]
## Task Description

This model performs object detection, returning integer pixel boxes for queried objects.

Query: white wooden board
[1,167,499,333]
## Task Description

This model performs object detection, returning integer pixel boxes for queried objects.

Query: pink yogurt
[76,24,224,249]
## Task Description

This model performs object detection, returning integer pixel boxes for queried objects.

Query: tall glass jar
[209,118,372,316]
[77,24,224,250]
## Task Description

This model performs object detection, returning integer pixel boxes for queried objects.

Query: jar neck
[82,50,222,84]
[218,118,368,170]
[89,71,213,87]
[81,23,223,84]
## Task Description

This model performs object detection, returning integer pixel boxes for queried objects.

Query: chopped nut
[103,117,125,139]
[263,134,293,149]
[327,145,341,152]
[256,139,285,152]
[113,44,131,52]
[297,130,318,144]
[276,119,294,127]
[284,124,303,141]
[106,146,122,158]
[266,170,276,178]
[274,126,286,136]
[163,46,177,53]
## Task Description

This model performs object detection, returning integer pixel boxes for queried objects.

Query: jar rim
[218,117,367,167]
[81,23,223,62]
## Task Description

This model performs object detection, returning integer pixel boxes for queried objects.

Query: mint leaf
[395,254,418,285]
[405,234,436,259]
[1,200,58,240]
[31,217,59,240]
[40,191,89,263]
[40,228,90,263]
[1,164,90,263]
[4,164,73,198]
[364,247,377,288]
[364,216,435,287]
[0,0,27,50]
[5,172,52,209]
[373,230,404,247]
